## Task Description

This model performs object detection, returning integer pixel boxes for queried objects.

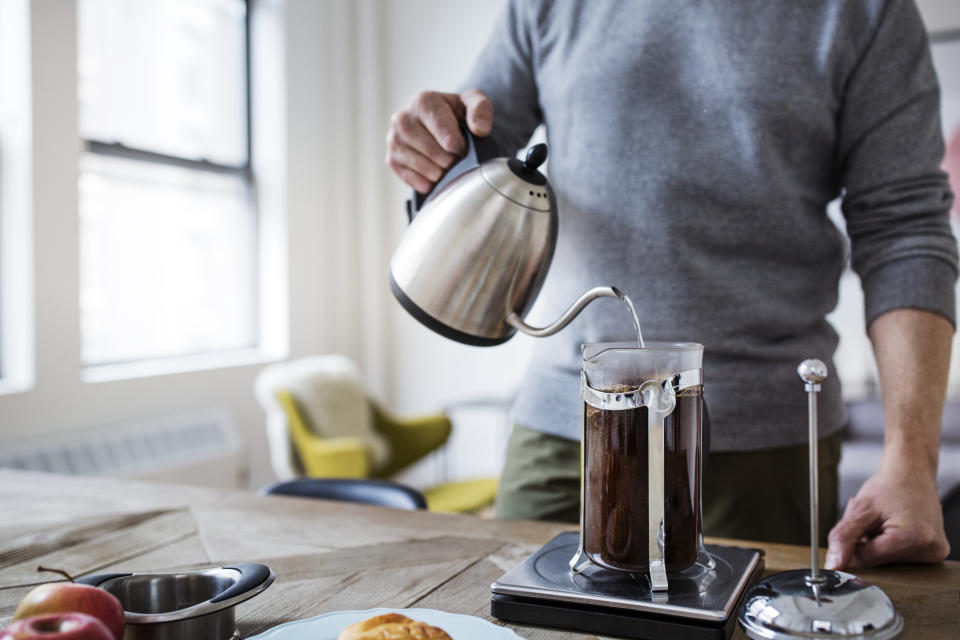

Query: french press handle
[405,122,501,221]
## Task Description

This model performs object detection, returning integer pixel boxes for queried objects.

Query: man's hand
[385,89,493,194]
[826,459,949,569]
[825,308,952,569]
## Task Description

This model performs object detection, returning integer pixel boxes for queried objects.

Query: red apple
[12,583,123,640]
[0,613,114,640]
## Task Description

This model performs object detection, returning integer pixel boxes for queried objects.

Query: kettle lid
[507,144,548,185]
[481,144,553,212]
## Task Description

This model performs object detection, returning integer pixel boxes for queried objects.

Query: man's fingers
[388,160,434,194]
[825,497,881,570]
[460,89,493,137]
[855,524,950,567]
[385,89,494,190]
[386,140,445,184]
[411,91,467,156]
[853,529,915,567]
[385,133,439,194]
[390,110,459,169]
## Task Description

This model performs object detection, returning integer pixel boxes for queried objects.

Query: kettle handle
[406,122,502,221]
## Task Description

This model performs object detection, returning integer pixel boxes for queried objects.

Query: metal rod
[797,359,828,586]
[570,373,591,574]
[648,403,667,591]
[642,380,674,592]
[808,382,820,582]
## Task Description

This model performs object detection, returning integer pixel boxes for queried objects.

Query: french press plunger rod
[737,359,904,640]
[800,358,828,591]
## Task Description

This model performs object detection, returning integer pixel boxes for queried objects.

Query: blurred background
[0,0,958,510]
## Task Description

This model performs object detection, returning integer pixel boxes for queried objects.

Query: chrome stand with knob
[737,359,903,640]
[802,359,827,596]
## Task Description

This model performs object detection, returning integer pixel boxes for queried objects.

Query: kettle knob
[524,144,547,170]
[507,143,549,186]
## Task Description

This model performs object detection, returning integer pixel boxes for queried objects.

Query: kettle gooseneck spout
[506,286,624,338]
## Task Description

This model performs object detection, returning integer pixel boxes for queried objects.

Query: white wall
[917,0,960,31]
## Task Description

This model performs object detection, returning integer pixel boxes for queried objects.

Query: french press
[574,341,707,591]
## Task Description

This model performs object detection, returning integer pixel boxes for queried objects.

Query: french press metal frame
[572,367,703,592]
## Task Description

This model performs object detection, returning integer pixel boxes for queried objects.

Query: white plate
[247,607,526,640]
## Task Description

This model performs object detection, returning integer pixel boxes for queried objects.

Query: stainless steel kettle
[389,128,622,346]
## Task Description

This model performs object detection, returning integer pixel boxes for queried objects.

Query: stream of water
[621,294,645,349]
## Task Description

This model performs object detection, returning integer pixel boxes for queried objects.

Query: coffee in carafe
[577,342,704,583]
[583,384,701,572]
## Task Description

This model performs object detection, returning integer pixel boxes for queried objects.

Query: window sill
[82,348,285,384]
[0,377,35,396]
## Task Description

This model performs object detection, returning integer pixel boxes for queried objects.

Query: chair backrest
[259,478,428,510]
[253,356,391,479]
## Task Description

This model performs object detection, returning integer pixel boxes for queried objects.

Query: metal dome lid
[480,145,553,212]
[738,566,903,639]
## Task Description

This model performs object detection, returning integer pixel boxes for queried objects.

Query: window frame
[78,0,261,370]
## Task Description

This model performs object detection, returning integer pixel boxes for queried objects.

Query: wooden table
[1,469,957,639]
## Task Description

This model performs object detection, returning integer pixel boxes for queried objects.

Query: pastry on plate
[337,613,453,640]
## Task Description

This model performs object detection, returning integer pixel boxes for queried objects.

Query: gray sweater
[463,0,957,450]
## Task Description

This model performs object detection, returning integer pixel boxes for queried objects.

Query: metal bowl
[78,563,274,640]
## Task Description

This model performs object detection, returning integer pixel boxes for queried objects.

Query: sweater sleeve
[461,0,543,155]
[838,0,958,328]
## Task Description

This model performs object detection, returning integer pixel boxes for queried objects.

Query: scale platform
[491,531,765,640]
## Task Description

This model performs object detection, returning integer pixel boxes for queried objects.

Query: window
[77,0,256,367]
[931,31,960,397]
[930,33,960,224]
[0,0,33,390]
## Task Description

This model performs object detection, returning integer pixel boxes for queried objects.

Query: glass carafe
[574,342,704,590]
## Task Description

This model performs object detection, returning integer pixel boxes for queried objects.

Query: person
[385,0,956,569]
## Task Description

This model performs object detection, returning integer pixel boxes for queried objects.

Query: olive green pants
[495,424,842,546]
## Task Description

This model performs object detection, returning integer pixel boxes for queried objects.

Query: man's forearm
[868,308,952,476]
[825,307,952,569]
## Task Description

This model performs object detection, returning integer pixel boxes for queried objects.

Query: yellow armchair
[277,390,369,478]
[369,402,452,478]
[274,388,497,513]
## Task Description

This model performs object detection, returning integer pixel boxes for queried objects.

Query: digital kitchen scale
[491,531,764,640]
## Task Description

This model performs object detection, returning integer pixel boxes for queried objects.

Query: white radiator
[0,409,248,489]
